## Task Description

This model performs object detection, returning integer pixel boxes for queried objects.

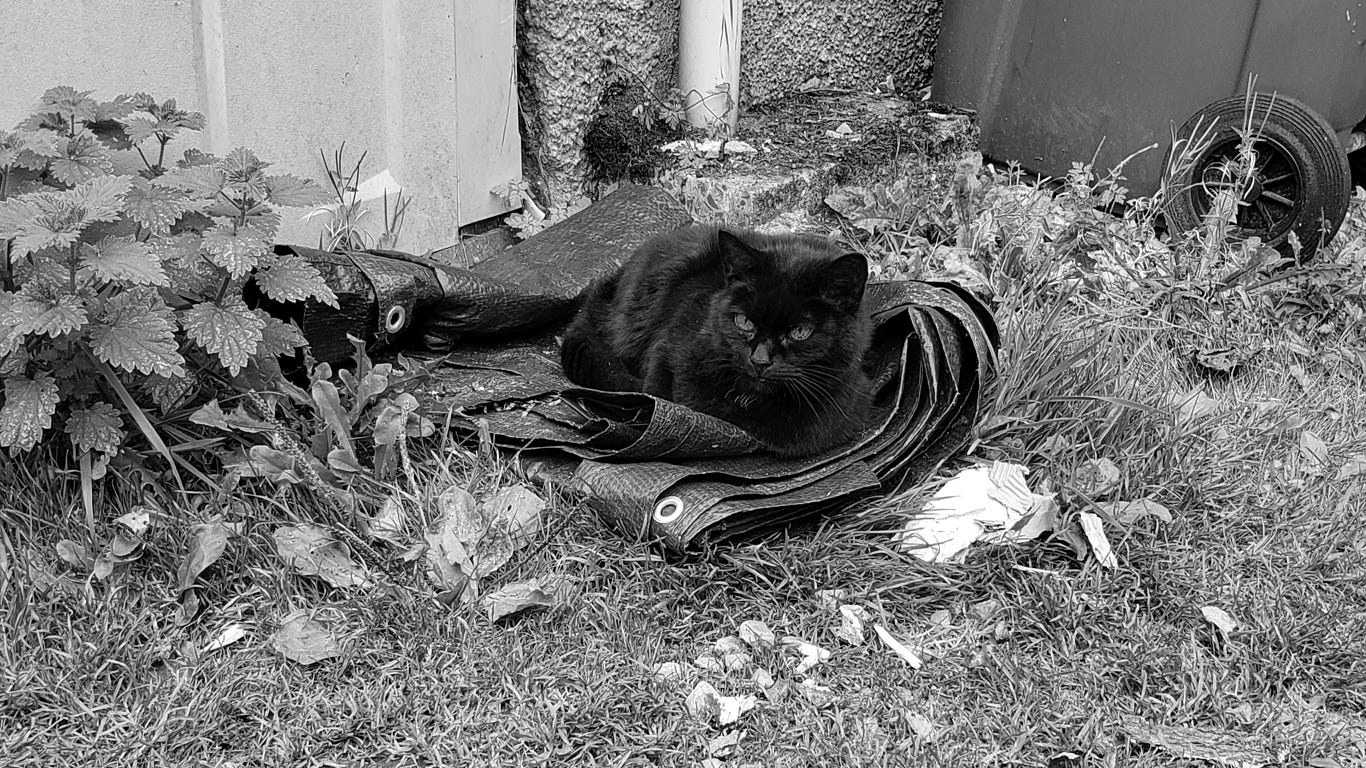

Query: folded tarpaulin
[280,185,999,552]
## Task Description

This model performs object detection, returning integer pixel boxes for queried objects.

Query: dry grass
[4,162,1366,767]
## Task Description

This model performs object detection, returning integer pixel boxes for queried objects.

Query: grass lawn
[3,157,1366,768]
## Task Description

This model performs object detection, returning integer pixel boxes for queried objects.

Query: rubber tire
[1162,94,1349,259]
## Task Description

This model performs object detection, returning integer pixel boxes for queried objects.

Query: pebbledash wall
[518,0,944,208]
[0,0,941,248]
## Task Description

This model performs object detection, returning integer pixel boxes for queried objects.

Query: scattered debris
[782,636,831,674]
[896,461,1058,563]
[660,138,757,158]
[1072,458,1121,498]
[873,625,924,670]
[835,604,868,645]
[815,589,849,612]
[368,495,408,545]
[1105,499,1173,525]
[652,661,696,685]
[1077,512,1117,569]
[905,712,939,742]
[1338,455,1366,481]
[202,623,247,654]
[751,668,775,689]
[55,540,92,570]
[1298,430,1330,476]
[685,681,756,725]
[739,619,776,651]
[1201,606,1239,640]
[824,122,862,141]
[707,731,743,758]
[797,679,837,708]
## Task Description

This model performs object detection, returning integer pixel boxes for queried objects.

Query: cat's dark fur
[561,225,873,457]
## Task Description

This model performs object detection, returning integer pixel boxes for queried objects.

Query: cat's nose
[749,344,772,373]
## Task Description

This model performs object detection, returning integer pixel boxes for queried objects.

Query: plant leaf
[181,297,266,375]
[255,250,338,306]
[26,294,87,338]
[81,236,169,287]
[265,174,331,207]
[0,373,60,451]
[201,220,271,277]
[124,177,202,235]
[49,130,112,185]
[255,312,308,357]
[189,399,273,433]
[65,401,125,455]
[153,165,225,198]
[89,288,186,377]
[310,379,355,457]
[0,198,34,239]
[483,576,568,623]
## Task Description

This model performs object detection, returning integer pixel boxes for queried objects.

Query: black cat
[561,225,873,457]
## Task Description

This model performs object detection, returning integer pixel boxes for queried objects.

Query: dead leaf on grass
[1119,714,1272,768]
[202,623,247,653]
[1106,499,1173,525]
[707,731,743,758]
[905,712,939,741]
[272,610,342,665]
[1201,606,1239,638]
[114,506,152,536]
[1299,430,1330,476]
[482,485,545,545]
[368,495,407,544]
[739,619,776,651]
[178,517,234,594]
[1078,512,1117,569]
[55,540,93,570]
[483,575,569,623]
[782,636,831,674]
[652,661,695,685]
[1337,455,1366,481]
[1073,458,1121,498]
[836,604,868,645]
[797,679,837,708]
[93,531,144,580]
[1169,388,1220,424]
[272,524,373,590]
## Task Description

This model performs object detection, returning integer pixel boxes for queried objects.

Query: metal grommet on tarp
[653,496,684,524]
[384,304,407,334]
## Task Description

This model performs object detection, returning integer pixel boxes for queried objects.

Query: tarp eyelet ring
[653,496,684,524]
[384,305,407,334]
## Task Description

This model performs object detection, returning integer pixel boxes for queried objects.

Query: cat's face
[712,230,868,392]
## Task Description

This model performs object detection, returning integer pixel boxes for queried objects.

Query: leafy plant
[0,86,335,461]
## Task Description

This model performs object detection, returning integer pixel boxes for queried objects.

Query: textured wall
[517,0,680,209]
[742,0,944,103]
[517,0,942,207]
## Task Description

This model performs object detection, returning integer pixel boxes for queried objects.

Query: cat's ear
[717,229,761,285]
[818,253,868,313]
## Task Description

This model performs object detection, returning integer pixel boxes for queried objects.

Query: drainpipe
[678,0,742,135]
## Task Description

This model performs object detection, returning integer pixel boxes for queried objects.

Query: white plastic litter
[895,461,1057,563]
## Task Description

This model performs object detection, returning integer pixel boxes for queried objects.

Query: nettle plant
[0,86,336,459]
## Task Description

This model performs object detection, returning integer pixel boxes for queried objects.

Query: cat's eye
[734,314,755,334]
[788,324,813,341]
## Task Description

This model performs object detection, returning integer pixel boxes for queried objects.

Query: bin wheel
[1162,93,1349,259]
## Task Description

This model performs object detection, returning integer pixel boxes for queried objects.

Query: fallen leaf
[782,636,831,674]
[713,635,747,655]
[177,517,233,594]
[436,485,485,546]
[272,610,341,665]
[901,461,1058,562]
[835,604,868,645]
[1073,458,1121,498]
[1120,714,1272,768]
[1078,512,1117,569]
[202,623,247,653]
[472,523,514,579]
[694,654,726,674]
[718,693,757,725]
[739,619,776,651]
[114,506,152,536]
[1201,606,1238,638]
[720,652,752,672]
[1106,499,1173,525]
[707,731,743,758]
[797,679,836,708]
[1299,430,1330,476]
[55,540,92,570]
[815,589,848,612]
[483,576,568,623]
[1337,455,1366,481]
[482,485,545,545]
[1170,388,1220,424]
[873,625,923,670]
[751,668,775,689]
[685,681,722,720]
[272,524,373,590]
[905,712,939,741]
[970,598,1002,621]
[652,661,695,684]
[369,495,407,544]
